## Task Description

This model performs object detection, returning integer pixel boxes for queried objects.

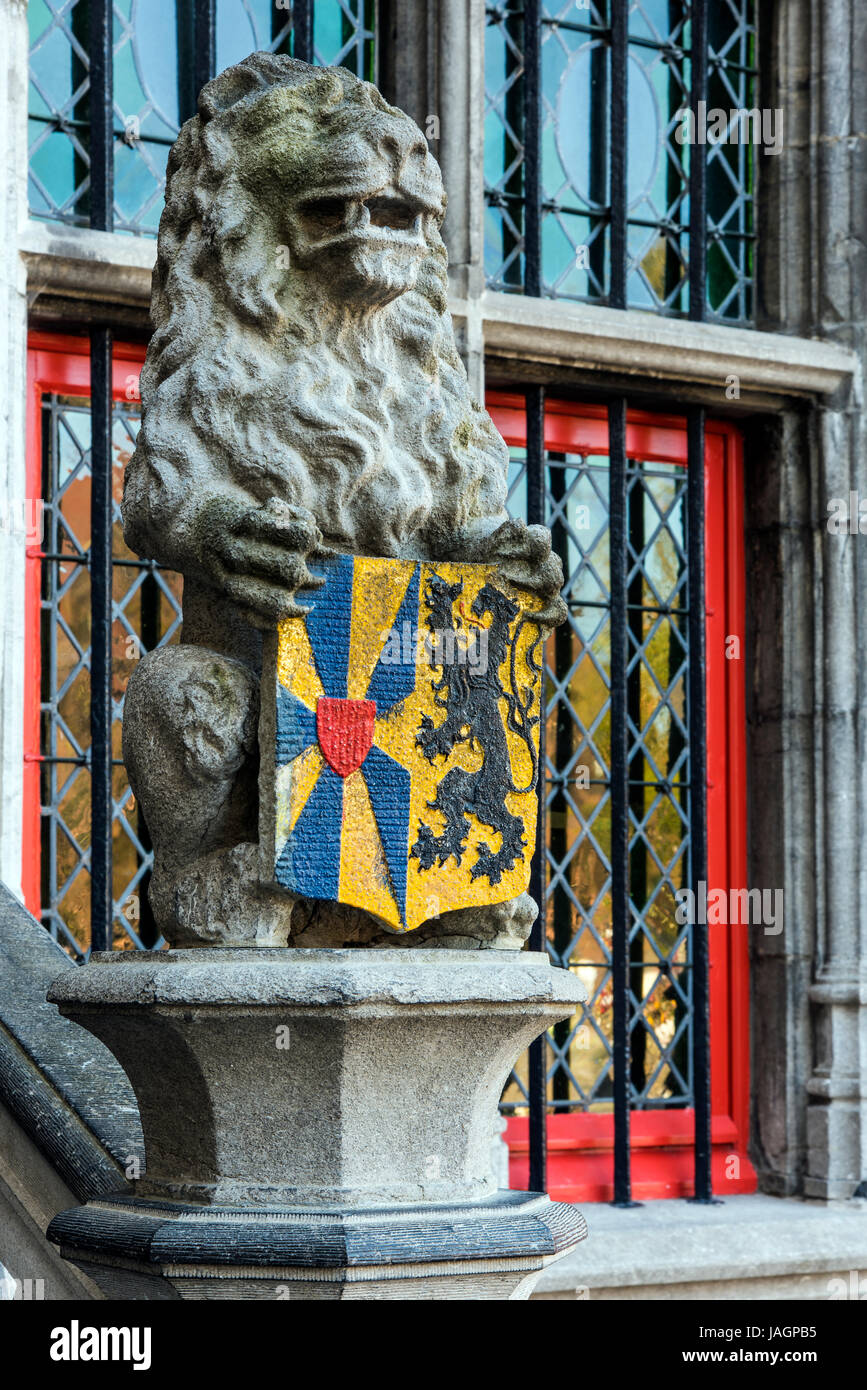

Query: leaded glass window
[484,1,757,320]
[28,0,376,237]
[38,386,181,958]
[496,402,695,1120]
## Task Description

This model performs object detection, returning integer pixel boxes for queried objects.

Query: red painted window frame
[22,332,147,919]
[486,392,755,1201]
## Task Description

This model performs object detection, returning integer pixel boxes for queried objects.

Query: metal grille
[484,0,756,320]
[27,0,376,236]
[38,393,182,960]
[498,398,709,1204]
[501,437,692,1111]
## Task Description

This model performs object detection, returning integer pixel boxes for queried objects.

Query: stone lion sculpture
[122,53,564,949]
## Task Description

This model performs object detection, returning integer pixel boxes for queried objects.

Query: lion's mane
[123,53,509,571]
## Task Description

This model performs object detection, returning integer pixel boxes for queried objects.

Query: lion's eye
[300,197,347,231]
[365,198,419,231]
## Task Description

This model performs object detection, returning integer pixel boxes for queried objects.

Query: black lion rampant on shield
[410,574,542,886]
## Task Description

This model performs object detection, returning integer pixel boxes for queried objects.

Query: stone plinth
[47,949,587,1300]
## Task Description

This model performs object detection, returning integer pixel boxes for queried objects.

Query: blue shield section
[364,563,420,712]
[304,553,355,699]
[362,745,412,923]
[276,761,343,901]
[274,685,318,765]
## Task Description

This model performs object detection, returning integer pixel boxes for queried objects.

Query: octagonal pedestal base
[50,1190,587,1300]
[46,948,587,1300]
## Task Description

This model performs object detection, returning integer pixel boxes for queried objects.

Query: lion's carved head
[124,54,508,571]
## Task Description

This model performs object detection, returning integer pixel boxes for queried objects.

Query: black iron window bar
[522,0,712,1206]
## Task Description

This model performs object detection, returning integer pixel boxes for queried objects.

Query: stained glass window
[499,418,691,1112]
[484,1,757,320]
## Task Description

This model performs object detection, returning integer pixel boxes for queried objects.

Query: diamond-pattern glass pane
[40,393,182,959]
[500,434,694,1114]
[484,0,757,321]
[28,0,376,236]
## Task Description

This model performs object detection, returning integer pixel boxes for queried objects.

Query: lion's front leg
[194,495,336,629]
[456,518,566,627]
[416,709,462,763]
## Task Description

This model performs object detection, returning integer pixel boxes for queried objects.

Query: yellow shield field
[261,554,543,932]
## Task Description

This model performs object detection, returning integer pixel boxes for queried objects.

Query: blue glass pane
[124,0,182,135]
[314,0,375,78]
[216,0,266,70]
[30,10,79,115]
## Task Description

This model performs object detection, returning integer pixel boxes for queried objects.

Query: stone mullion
[746,409,817,1196]
[806,403,863,1198]
[438,0,486,400]
[378,0,485,398]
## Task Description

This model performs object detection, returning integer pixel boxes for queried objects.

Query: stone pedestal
[47,949,587,1300]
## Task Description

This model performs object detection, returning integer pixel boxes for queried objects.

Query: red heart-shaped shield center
[316,697,376,778]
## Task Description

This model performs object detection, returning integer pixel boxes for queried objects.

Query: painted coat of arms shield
[259,554,543,932]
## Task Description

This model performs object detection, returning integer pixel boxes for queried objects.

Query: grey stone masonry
[47,949,587,1298]
[750,0,867,1200]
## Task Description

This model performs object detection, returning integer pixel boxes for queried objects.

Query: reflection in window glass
[28,0,375,237]
[485,1,757,321]
[501,436,692,1115]
[39,393,182,959]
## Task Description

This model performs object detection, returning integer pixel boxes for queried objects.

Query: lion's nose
[378,128,428,172]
